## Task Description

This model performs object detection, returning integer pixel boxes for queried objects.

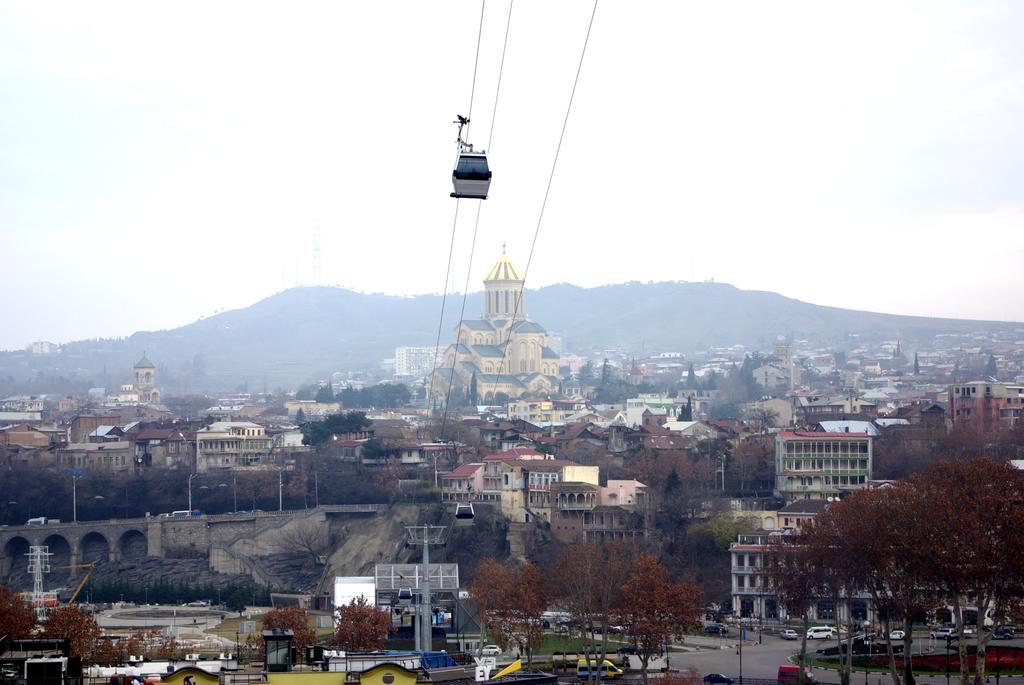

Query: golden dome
[484,253,523,282]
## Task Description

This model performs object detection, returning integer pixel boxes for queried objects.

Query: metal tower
[27,545,52,620]
[405,524,449,652]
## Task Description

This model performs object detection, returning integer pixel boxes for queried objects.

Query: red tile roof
[442,463,484,479]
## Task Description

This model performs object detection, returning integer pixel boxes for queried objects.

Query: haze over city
[5,4,1024,685]
[2,1,1023,350]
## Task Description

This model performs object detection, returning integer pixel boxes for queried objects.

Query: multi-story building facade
[730,527,876,623]
[395,347,441,378]
[774,431,872,503]
[196,421,272,471]
[948,381,1024,434]
[507,397,590,425]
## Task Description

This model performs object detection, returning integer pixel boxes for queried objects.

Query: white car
[481,645,502,656]
[806,626,837,640]
[889,630,906,641]
[780,629,799,641]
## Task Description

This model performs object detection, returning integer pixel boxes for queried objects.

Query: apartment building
[196,421,272,471]
[948,381,1024,434]
[774,431,872,503]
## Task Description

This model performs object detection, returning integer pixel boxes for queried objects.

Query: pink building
[441,462,485,502]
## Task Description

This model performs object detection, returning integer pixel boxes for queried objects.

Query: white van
[26,517,48,526]
[806,626,837,640]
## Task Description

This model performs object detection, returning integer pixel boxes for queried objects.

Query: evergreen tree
[986,354,998,378]
[295,408,305,424]
[468,372,479,406]
[600,358,611,386]
[663,467,682,495]
[913,353,920,376]
[686,362,696,388]
[315,385,335,403]
[679,396,693,421]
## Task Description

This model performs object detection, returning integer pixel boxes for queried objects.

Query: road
[663,631,1024,685]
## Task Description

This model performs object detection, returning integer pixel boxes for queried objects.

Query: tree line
[767,457,1024,685]
[469,544,701,684]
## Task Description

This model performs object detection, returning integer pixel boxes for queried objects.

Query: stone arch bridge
[0,505,386,585]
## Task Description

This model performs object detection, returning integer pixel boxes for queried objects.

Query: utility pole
[188,473,198,512]
[278,469,283,512]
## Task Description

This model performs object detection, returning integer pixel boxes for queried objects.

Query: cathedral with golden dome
[431,250,561,402]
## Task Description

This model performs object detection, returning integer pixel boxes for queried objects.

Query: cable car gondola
[451,115,491,200]
[454,502,475,521]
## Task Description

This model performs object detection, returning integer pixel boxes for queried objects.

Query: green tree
[985,354,998,378]
[295,408,305,424]
[679,396,693,421]
[302,411,371,446]
[578,360,595,385]
[686,362,696,388]
[315,385,335,403]
[469,372,478,406]
[913,352,920,376]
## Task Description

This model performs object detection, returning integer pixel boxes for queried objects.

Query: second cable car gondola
[451,115,491,200]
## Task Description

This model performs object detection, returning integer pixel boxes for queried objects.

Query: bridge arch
[118,530,148,559]
[42,534,72,584]
[80,531,111,564]
[2,535,31,581]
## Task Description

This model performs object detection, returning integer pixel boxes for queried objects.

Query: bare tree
[275,519,332,566]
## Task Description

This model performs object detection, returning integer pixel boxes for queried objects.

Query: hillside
[1,282,1018,391]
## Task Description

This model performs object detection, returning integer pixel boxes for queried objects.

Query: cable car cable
[424,198,462,410]
[439,0,516,437]
[486,0,600,403]
[465,0,487,137]
[426,0,488,411]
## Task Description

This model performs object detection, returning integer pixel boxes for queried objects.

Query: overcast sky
[2,1,1023,351]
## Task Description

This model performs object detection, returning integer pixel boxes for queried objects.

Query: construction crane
[55,563,95,605]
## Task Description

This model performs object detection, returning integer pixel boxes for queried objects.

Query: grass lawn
[209,616,263,641]
[541,634,629,655]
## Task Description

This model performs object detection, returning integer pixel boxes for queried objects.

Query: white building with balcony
[196,421,272,471]
[774,431,872,503]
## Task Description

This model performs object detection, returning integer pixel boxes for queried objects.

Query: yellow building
[431,251,561,402]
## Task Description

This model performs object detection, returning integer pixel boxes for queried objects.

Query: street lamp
[278,469,283,512]
[187,473,198,512]
[863,620,871,685]
[72,475,82,523]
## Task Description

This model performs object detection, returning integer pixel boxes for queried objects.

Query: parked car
[963,627,976,636]
[705,623,730,636]
[930,627,955,639]
[993,627,1015,640]
[806,626,837,640]
[889,630,906,641]
[779,629,799,641]
[481,645,501,656]
[616,644,638,655]
[703,674,735,685]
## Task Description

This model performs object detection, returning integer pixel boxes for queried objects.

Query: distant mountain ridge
[4,282,1019,392]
